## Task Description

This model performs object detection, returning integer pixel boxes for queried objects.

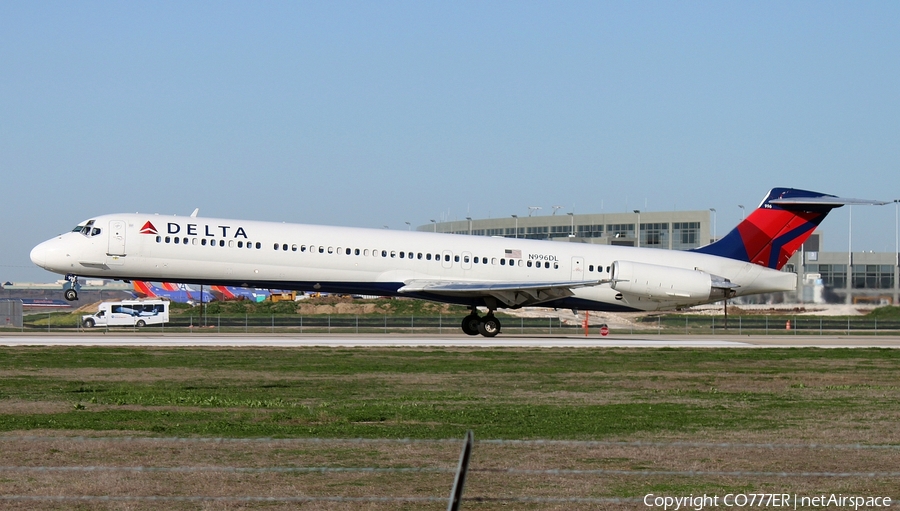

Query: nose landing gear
[63,274,80,301]
[460,307,502,337]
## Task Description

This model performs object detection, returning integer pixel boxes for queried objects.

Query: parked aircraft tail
[692,188,885,270]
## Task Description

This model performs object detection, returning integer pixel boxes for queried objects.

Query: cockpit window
[76,220,96,237]
[91,228,101,236]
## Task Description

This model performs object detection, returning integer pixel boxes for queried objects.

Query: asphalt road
[2,333,900,348]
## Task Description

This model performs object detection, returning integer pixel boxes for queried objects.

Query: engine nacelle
[611,260,713,301]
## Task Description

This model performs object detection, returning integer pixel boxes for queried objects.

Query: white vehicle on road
[82,300,169,328]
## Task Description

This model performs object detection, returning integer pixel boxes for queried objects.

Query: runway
[2,333,900,348]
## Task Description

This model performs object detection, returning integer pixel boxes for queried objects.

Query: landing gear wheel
[477,315,501,337]
[461,315,481,336]
[64,289,78,301]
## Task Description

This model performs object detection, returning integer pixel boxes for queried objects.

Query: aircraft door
[571,256,585,281]
[461,251,473,270]
[441,250,453,270]
[108,220,127,256]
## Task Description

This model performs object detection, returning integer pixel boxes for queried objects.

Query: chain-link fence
[10,312,900,335]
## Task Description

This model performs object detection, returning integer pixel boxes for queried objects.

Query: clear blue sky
[2,1,898,283]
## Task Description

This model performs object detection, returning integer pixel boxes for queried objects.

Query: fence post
[657,316,661,335]
[447,430,474,511]
[739,316,741,335]
[218,314,220,332]
[356,315,359,334]
[847,317,850,335]
[245,313,248,334]
[328,315,331,334]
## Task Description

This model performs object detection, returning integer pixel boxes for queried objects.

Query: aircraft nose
[30,242,47,268]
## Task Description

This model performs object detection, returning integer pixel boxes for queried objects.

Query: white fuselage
[31,213,796,312]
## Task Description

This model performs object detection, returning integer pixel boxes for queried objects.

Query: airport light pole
[848,205,853,305]
[511,215,518,239]
[466,217,472,235]
[738,204,745,220]
[709,208,717,242]
[405,221,411,231]
[430,219,436,232]
[633,210,641,248]
[567,212,574,237]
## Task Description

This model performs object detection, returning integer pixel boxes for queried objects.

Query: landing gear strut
[63,274,79,301]
[460,307,501,337]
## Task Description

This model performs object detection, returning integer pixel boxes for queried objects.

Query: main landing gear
[63,274,79,301]
[461,308,501,337]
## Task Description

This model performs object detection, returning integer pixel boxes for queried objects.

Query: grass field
[1,347,899,509]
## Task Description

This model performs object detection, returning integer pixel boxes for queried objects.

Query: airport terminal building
[420,211,900,306]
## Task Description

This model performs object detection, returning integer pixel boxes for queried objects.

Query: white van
[82,300,169,328]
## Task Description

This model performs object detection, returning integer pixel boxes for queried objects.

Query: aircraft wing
[398,279,609,308]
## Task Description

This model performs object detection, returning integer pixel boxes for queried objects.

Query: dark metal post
[447,430,474,511]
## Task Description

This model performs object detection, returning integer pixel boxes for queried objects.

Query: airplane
[30,188,885,337]
[209,285,271,302]
[131,281,215,304]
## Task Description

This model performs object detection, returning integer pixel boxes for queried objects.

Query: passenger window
[228,240,234,248]
[353,248,358,255]
[500,259,505,266]
[274,243,279,250]
[293,244,298,252]
[319,247,325,253]
[492,258,497,264]
[527,261,532,268]
[382,250,387,257]
[256,242,261,249]
[156,236,161,243]
[464,256,470,263]
[238,241,243,248]
[363,249,369,256]
[391,251,396,258]
[444,254,450,262]
[328,247,334,254]
[192,239,198,245]
[606,266,610,273]
[454,255,459,262]
[589,265,594,272]
[399,252,405,258]
[417,253,423,259]
[426,253,432,260]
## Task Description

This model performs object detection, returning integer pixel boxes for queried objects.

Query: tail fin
[132,281,157,297]
[693,188,883,270]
